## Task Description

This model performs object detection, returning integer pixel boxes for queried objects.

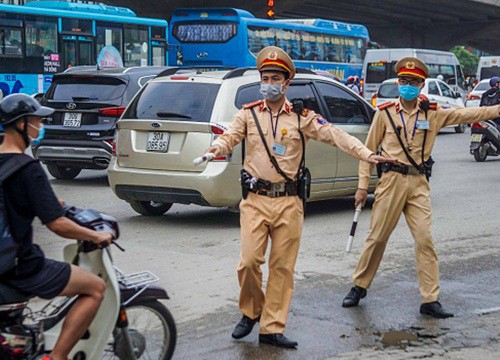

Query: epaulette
[298,108,310,117]
[428,102,438,111]
[377,102,395,110]
[243,100,264,109]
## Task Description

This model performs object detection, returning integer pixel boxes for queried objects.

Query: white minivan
[476,56,500,81]
[362,48,467,101]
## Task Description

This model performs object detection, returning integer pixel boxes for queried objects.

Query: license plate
[63,112,82,127]
[471,134,483,143]
[147,131,169,152]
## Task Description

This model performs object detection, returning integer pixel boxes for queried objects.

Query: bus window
[299,31,323,61]
[324,35,345,62]
[124,25,148,67]
[345,37,363,64]
[96,23,123,57]
[152,43,165,66]
[366,62,387,83]
[0,28,23,56]
[25,17,58,57]
[174,23,236,43]
[428,64,455,84]
[247,26,275,55]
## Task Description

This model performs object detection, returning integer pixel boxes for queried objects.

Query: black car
[34,66,169,179]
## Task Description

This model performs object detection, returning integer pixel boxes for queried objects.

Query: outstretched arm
[206,110,247,156]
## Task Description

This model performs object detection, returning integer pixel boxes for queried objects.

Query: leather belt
[249,181,298,198]
[382,162,422,176]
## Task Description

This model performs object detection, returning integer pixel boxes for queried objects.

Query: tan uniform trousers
[238,191,303,334]
[353,171,439,303]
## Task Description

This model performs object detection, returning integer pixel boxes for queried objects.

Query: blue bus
[0,1,168,98]
[169,8,371,81]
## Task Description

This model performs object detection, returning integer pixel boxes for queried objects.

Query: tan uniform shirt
[213,98,374,183]
[359,99,500,189]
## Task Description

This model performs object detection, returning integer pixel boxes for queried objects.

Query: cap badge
[268,51,278,60]
[406,61,416,70]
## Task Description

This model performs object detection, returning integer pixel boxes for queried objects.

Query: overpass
[105,0,500,54]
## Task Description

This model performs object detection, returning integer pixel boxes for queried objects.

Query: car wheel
[129,201,173,216]
[473,146,488,162]
[46,163,81,180]
[455,123,466,133]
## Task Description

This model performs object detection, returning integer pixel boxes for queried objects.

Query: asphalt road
[34,127,500,359]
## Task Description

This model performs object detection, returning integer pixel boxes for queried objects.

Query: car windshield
[124,81,221,122]
[378,83,399,99]
[474,82,490,91]
[47,76,127,101]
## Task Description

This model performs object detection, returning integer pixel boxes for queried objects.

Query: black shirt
[1,153,64,278]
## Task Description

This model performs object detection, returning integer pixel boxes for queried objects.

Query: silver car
[108,68,378,215]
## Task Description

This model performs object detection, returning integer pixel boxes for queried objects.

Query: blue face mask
[398,84,420,101]
[28,123,45,146]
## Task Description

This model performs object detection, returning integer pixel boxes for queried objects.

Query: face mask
[398,84,420,101]
[28,123,45,146]
[260,83,284,102]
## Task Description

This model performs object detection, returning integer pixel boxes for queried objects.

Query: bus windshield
[365,62,397,83]
[173,23,237,43]
[481,67,500,79]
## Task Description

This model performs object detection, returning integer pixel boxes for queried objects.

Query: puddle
[381,330,418,347]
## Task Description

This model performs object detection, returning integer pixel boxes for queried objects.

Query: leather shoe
[231,315,260,339]
[420,301,454,318]
[342,286,367,308]
[259,333,298,348]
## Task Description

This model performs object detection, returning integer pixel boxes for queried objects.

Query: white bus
[476,56,500,81]
[362,48,467,101]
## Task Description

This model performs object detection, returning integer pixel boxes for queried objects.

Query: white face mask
[260,83,284,102]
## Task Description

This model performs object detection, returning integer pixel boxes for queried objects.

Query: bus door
[62,35,94,68]
[151,26,167,66]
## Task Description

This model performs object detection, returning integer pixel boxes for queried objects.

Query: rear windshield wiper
[156,112,192,119]
[72,96,98,101]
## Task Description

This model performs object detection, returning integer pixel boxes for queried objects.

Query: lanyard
[399,111,418,151]
[270,110,280,140]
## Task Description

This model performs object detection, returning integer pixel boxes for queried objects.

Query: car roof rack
[222,67,317,80]
[156,66,235,78]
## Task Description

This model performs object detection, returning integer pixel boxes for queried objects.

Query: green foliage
[450,46,480,76]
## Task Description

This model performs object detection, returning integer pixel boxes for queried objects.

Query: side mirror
[32,92,45,103]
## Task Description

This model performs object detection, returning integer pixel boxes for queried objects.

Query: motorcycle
[470,120,500,162]
[0,206,176,360]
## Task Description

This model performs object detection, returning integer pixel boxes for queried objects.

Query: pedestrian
[347,76,360,94]
[205,46,395,348]
[342,57,500,318]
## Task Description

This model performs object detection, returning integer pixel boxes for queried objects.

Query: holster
[240,169,252,199]
[422,156,435,181]
[297,166,311,200]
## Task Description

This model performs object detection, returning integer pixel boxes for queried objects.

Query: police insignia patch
[316,116,328,125]
[300,109,310,117]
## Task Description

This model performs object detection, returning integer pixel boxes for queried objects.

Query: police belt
[249,180,299,198]
[380,162,423,176]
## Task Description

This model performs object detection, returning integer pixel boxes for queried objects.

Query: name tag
[272,143,287,157]
[416,120,430,130]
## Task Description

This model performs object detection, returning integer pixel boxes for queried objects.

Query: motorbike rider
[347,76,360,94]
[480,77,500,126]
[0,94,113,360]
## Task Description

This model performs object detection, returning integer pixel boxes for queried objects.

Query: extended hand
[367,154,398,165]
[204,146,219,158]
[355,189,368,208]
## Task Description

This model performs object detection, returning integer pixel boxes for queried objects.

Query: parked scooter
[470,120,500,162]
[0,206,176,360]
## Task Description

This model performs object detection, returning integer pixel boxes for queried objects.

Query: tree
[450,46,480,77]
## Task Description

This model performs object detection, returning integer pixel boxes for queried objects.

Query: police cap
[256,46,296,79]
[395,57,430,80]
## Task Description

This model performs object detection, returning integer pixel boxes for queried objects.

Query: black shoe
[420,301,454,318]
[342,286,367,308]
[259,333,298,348]
[231,315,260,339]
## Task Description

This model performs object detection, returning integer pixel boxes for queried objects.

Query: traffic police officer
[206,46,393,348]
[342,57,500,317]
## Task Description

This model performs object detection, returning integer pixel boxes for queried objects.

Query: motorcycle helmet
[0,93,54,128]
[347,76,355,84]
[489,77,500,88]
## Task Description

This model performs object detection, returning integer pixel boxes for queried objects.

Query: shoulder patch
[242,100,264,109]
[377,102,395,110]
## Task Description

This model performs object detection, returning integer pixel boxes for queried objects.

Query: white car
[465,79,491,108]
[373,78,467,133]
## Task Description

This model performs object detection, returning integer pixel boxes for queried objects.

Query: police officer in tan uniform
[206,46,394,348]
[342,57,500,318]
